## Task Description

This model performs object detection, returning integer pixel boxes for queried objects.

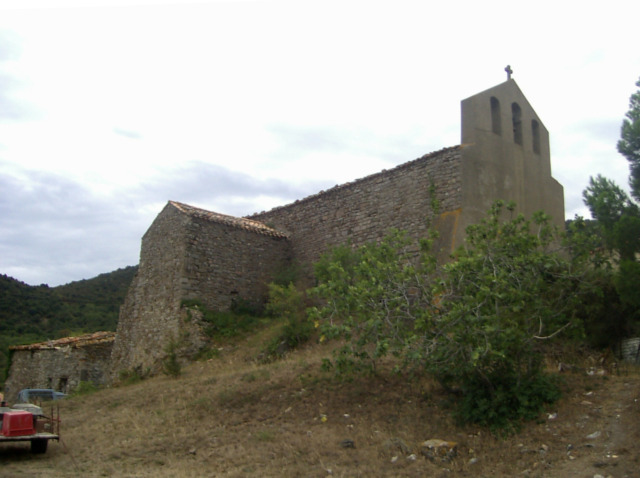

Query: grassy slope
[1,322,638,478]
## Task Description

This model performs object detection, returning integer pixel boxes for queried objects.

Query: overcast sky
[1,0,639,287]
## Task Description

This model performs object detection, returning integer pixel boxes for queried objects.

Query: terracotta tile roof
[9,331,116,351]
[169,201,288,239]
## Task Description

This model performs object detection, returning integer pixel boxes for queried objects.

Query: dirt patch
[1,338,639,477]
[544,373,640,478]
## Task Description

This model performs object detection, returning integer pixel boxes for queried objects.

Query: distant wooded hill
[0,266,137,384]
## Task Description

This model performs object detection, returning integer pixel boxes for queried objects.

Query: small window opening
[532,119,540,154]
[490,97,501,135]
[512,102,523,145]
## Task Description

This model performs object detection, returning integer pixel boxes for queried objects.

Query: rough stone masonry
[110,79,564,377]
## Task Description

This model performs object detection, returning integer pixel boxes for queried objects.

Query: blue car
[16,389,67,403]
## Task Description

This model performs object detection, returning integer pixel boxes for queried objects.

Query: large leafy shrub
[310,229,436,374]
[312,201,592,430]
[262,283,313,360]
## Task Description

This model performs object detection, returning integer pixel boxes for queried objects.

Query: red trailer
[0,403,60,454]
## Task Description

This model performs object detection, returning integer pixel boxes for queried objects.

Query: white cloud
[0,0,639,285]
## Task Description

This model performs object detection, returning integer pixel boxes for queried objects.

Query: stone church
[110,78,565,377]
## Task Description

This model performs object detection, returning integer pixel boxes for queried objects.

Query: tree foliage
[615,260,640,313]
[423,203,586,429]
[582,174,639,254]
[563,216,634,348]
[0,266,137,383]
[580,76,640,343]
[617,77,640,202]
[310,230,435,374]
[427,204,572,370]
[311,202,593,430]
[262,283,314,361]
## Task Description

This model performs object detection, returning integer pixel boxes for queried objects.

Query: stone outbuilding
[620,338,640,364]
[3,331,115,403]
[109,203,291,376]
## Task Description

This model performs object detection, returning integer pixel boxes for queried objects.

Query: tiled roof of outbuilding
[9,331,116,351]
[169,200,288,238]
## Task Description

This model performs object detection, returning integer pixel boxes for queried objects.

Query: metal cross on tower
[505,65,513,80]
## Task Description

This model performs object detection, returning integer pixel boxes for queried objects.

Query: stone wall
[3,332,115,403]
[620,338,640,364]
[111,147,461,376]
[251,146,463,280]
[111,202,291,377]
[110,204,190,377]
[181,213,291,311]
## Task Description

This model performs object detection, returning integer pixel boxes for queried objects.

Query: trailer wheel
[31,439,48,454]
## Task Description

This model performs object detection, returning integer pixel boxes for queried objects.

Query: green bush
[71,381,100,396]
[230,297,264,317]
[193,346,220,361]
[455,371,562,433]
[117,367,147,385]
[261,283,313,361]
[271,262,302,287]
[162,337,182,377]
[310,229,434,374]
[203,310,258,337]
[181,299,261,338]
[311,201,592,431]
[162,351,181,377]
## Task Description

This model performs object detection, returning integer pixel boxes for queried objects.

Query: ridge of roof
[250,145,462,217]
[168,201,289,239]
[10,331,116,351]
[168,146,461,231]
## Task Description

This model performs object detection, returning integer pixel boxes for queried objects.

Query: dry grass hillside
[1,323,639,478]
